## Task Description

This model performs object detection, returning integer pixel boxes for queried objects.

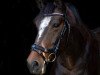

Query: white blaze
[37,16,52,40]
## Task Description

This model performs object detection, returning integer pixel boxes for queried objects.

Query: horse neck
[49,24,92,75]
[58,23,92,70]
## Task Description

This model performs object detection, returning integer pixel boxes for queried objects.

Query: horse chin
[31,63,46,75]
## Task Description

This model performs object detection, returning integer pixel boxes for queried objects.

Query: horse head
[27,1,71,74]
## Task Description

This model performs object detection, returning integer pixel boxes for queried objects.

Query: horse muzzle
[27,60,46,75]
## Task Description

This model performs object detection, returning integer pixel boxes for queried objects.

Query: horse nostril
[32,61,39,68]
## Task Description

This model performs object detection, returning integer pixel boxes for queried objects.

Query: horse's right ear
[36,0,48,10]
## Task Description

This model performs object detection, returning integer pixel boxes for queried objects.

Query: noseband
[31,13,70,62]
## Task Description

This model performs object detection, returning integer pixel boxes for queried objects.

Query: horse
[27,1,99,75]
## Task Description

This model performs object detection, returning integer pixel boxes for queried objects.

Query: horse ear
[36,0,47,10]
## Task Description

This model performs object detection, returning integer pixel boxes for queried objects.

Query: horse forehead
[39,16,52,29]
[37,16,52,41]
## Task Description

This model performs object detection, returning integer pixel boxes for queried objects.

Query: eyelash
[53,23,60,27]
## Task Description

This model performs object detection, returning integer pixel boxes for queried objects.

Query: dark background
[0,0,99,75]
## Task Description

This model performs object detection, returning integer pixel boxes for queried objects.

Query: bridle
[31,12,70,62]
[31,13,70,62]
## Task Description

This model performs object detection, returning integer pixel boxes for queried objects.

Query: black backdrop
[0,0,99,75]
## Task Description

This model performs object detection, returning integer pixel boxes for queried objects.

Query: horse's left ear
[66,4,81,24]
[66,5,76,24]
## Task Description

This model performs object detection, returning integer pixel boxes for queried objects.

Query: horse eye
[53,23,59,27]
